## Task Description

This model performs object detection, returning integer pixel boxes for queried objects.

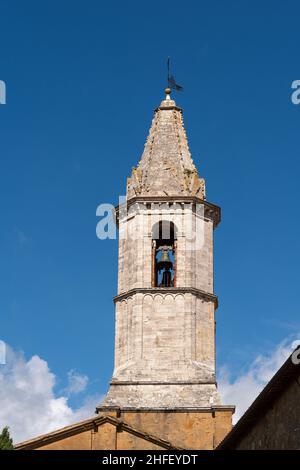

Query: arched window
[152,221,177,287]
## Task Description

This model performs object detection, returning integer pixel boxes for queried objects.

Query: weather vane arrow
[167,58,183,92]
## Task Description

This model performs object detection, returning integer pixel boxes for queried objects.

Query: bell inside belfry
[160,267,172,287]
[152,221,177,288]
[156,246,173,287]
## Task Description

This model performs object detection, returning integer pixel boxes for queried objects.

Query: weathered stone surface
[101,409,234,450]
[235,379,300,449]
[218,357,300,450]
[127,93,206,199]
[117,203,214,294]
[15,409,234,450]
[102,383,221,409]
[14,415,178,450]
[101,92,227,413]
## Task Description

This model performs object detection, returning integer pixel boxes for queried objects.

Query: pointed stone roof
[127,89,206,199]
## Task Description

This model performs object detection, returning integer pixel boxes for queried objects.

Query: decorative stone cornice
[115,196,221,228]
[110,380,217,385]
[155,105,182,112]
[114,287,218,308]
[96,405,236,414]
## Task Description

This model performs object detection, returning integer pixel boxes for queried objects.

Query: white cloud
[0,346,103,444]
[218,337,297,423]
[1,337,298,445]
[65,369,89,395]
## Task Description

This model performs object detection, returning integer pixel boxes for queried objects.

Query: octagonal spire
[126,90,206,199]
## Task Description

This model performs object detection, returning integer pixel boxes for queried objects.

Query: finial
[165,87,171,100]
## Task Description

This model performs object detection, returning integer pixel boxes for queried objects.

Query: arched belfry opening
[152,220,177,287]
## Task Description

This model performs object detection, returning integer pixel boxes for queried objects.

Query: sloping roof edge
[14,414,182,450]
[217,348,300,449]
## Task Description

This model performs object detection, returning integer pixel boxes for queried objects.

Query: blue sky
[1,0,300,431]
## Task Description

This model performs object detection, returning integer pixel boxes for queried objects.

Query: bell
[161,249,171,263]
[160,269,172,287]
[157,247,173,271]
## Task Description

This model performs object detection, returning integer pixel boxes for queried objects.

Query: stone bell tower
[98,89,234,449]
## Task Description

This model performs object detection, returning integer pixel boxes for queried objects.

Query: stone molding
[114,287,218,308]
[115,196,221,228]
[97,405,236,414]
[110,380,216,385]
[15,414,180,450]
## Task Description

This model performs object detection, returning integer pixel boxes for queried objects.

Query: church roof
[126,89,206,199]
[217,348,300,449]
[14,414,182,450]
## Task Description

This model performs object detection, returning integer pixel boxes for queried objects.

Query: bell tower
[98,89,234,449]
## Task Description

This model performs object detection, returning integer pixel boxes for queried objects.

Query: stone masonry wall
[118,203,214,293]
[234,375,300,449]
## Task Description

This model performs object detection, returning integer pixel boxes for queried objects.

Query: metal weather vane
[167,58,183,92]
